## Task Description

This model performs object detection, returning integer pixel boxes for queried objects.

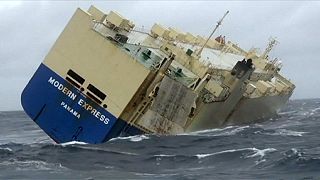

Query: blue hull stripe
[21,63,144,144]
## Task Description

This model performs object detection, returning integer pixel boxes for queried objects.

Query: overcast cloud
[0,1,319,111]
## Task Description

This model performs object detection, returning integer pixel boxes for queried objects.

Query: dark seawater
[1,99,320,180]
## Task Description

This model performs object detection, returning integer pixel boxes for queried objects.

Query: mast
[261,37,278,59]
[196,10,229,56]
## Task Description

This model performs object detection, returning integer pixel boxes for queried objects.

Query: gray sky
[1,1,319,111]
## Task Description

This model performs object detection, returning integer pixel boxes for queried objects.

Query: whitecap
[60,141,87,146]
[0,147,13,152]
[154,154,176,157]
[104,166,114,169]
[130,135,150,142]
[115,151,138,155]
[246,148,277,158]
[265,129,307,137]
[213,126,250,136]
[287,148,303,157]
[255,158,266,165]
[109,135,149,142]
[246,148,277,165]
[279,129,307,137]
[291,148,298,154]
[58,145,138,156]
[180,126,249,137]
[180,126,235,136]
[134,172,178,177]
[196,148,252,159]
[1,159,66,171]
[195,147,277,160]
[278,110,296,115]
[311,107,320,112]
[196,153,215,159]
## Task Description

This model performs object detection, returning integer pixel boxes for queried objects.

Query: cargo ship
[21,6,295,144]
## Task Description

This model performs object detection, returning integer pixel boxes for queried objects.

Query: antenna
[261,37,279,59]
[196,10,229,56]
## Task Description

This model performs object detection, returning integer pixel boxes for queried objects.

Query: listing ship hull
[187,93,292,132]
[21,63,144,144]
[21,6,295,144]
[227,93,292,125]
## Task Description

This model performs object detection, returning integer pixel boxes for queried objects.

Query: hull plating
[21,63,142,144]
[188,94,291,132]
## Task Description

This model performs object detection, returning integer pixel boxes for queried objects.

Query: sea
[0,99,319,180]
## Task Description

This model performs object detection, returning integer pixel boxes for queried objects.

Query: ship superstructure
[21,6,295,143]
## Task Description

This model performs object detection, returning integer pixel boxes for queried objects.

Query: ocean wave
[55,143,139,156]
[0,142,139,158]
[0,147,13,153]
[74,146,139,156]
[180,126,250,137]
[270,148,320,171]
[134,172,179,178]
[246,148,277,158]
[215,126,250,136]
[311,107,320,112]
[180,126,235,136]
[60,141,88,146]
[278,110,297,115]
[195,147,277,165]
[154,154,176,157]
[307,107,320,116]
[261,129,307,137]
[109,135,150,142]
[0,159,66,171]
[196,147,277,159]
[285,148,303,158]
[145,154,194,163]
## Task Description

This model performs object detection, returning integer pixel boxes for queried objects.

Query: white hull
[187,93,291,132]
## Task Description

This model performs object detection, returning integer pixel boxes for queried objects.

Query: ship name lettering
[60,101,81,119]
[78,99,110,125]
[48,77,77,100]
